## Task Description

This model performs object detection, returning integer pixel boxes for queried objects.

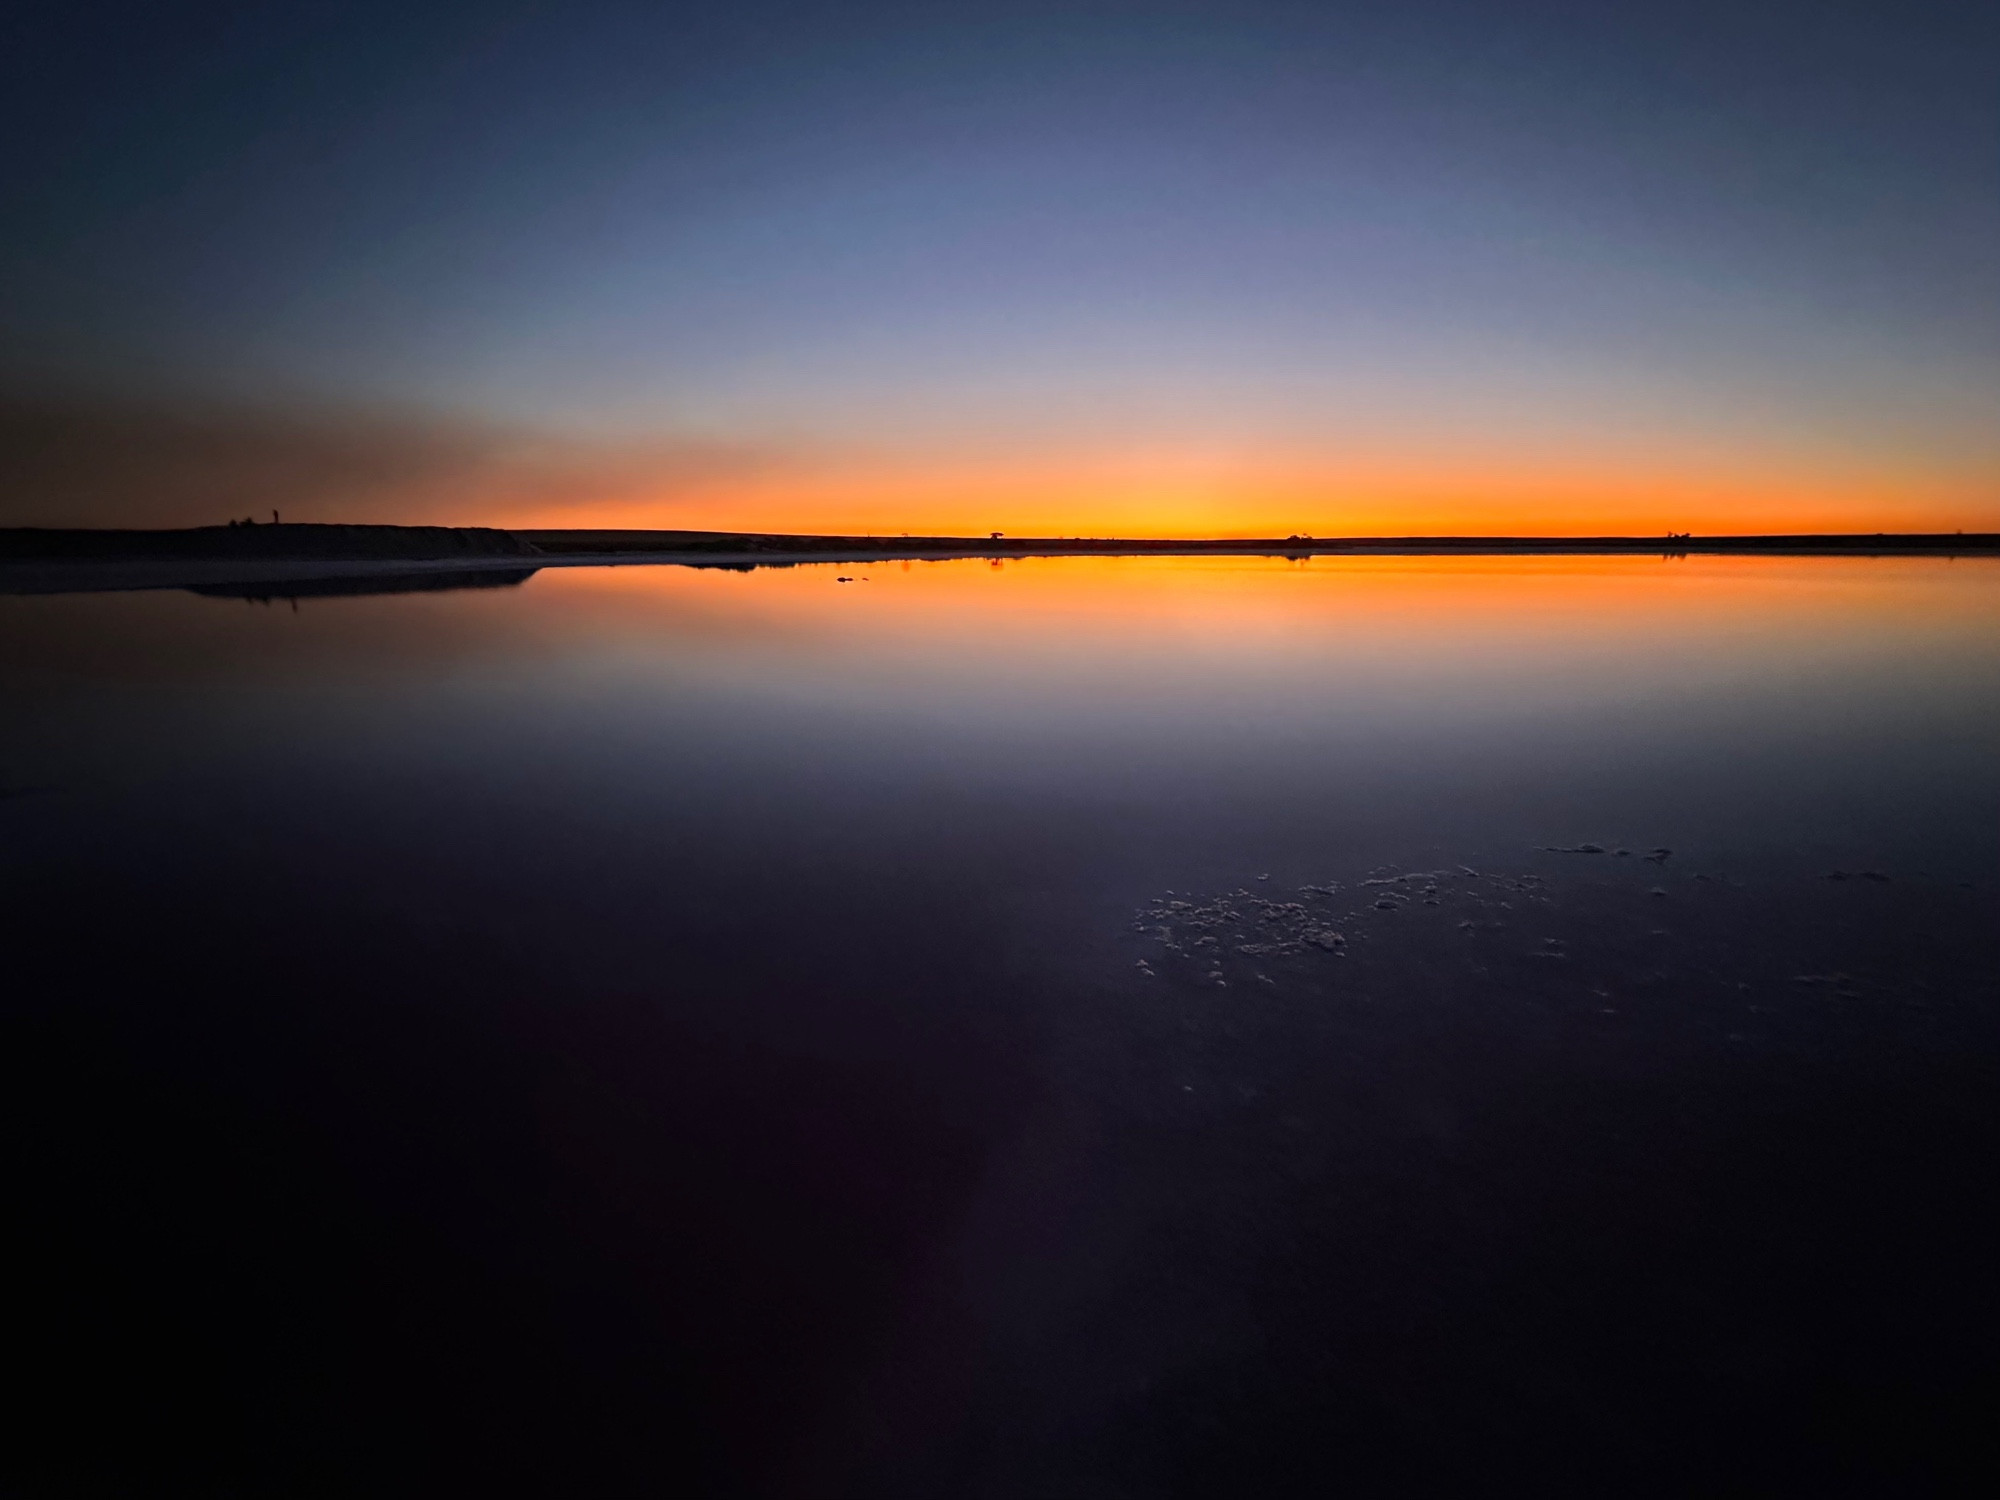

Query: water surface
[6,555,1999,1493]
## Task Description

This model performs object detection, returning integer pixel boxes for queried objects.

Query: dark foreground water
[5,555,2000,1495]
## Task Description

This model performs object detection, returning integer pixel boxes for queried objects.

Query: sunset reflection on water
[7,552,1999,883]
[7,550,2000,1492]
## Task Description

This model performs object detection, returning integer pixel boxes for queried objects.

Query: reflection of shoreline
[189,567,541,602]
[4,523,1998,595]
[0,556,548,597]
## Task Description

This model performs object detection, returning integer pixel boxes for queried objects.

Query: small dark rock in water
[1649,886,1668,898]
[1543,843,1606,854]
[1861,870,1891,883]
[1644,847,1672,864]
[1827,870,1851,881]
[1374,899,1398,910]
[835,576,853,583]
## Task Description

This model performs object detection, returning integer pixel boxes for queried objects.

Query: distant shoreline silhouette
[5,522,1997,565]
[2,523,1996,597]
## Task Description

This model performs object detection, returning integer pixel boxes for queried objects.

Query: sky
[2,0,1996,535]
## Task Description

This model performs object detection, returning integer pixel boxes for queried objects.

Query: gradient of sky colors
[3,0,1996,534]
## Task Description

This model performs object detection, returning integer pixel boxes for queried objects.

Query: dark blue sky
[3,1,1995,530]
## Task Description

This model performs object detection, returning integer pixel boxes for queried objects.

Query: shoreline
[521,527,2000,559]
[4,524,1998,596]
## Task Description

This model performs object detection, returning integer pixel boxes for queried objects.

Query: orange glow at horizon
[475,447,2000,539]
[10,394,1994,536]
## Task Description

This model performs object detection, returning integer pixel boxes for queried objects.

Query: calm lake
[7,554,2000,1494]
